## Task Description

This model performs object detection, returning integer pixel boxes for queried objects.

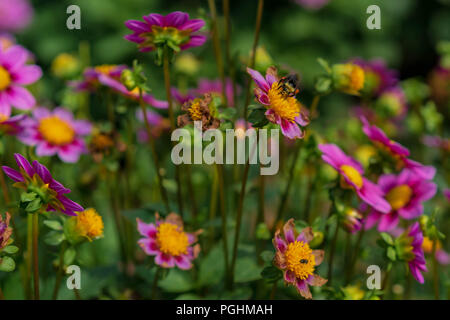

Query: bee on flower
[273,219,327,299]
[247,66,309,139]
[137,213,201,270]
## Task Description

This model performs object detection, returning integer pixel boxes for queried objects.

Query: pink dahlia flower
[361,116,436,180]
[137,213,201,270]
[294,0,330,10]
[319,143,391,213]
[351,58,398,96]
[124,11,207,52]
[365,169,436,231]
[0,45,41,112]
[2,153,83,216]
[247,66,309,139]
[71,65,168,109]
[0,0,33,33]
[0,102,25,135]
[404,222,427,284]
[19,107,92,163]
[273,219,327,299]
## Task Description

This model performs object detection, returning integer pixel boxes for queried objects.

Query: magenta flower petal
[174,255,192,270]
[137,219,157,238]
[155,252,176,268]
[246,67,270,92]
[179,19,205,32]
[138,238,159,255]
[1,166,23,182]
[6,86,35,110]
[11,65,42,85]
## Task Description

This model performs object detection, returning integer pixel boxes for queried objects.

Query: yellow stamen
[94,65,117,75]
[0,66,11,91]
[267,82,301,123]
[422,236,441,253]
[75,208,104,240]
[340,165,363,189]
[188,101,203,121]
[285,241,315,280]
[386,184,413,210]
[156,222,189,256]
[38,116,75,146]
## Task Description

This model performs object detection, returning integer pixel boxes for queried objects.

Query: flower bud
[332,63,365,95]
[51,53,80,78]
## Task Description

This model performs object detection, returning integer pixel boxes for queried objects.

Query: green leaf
[21,192,36,202]
[380,233,394,246]
[218,108,236,120]
[198,244,225,286]
[235,257,263,283]
[387,247,397,261]
[0,256,15,272]
[261,265,283,283]
[314,76,332,94]
[248,107,269,128]
[317,57,331,73]
[44,219,63,231]
[25,198,42,213]
[64,247,77,265]
[2,245,19,254]
[158,269,194,293]
[44,231,65,246]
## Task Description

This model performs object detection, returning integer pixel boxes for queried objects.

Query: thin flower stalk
[243,0,264,123]
[32,213,39,300]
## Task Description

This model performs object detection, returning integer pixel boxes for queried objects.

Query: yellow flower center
[38,116,75,146]
[386,184,413,210]
[340,165,363,189]
[422,236,441,253]
[285,241,315,280]
[0,66,11,91]
[267,82,301,123]
[156,222,189,256]
[94,65,117,75]
[188,101,203,121]
[75,208,104,240]
[349,65,365,92]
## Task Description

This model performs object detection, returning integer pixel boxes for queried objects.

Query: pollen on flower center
[188,101,203,121]
[386,184,413,210]
[75,208,104,240]
[285,241,315,280]
[38,116,75,146]
[156,222,189,256]
[94,65,117,75]
[267,82,301,123]
[0,66,11,91]
[340,165,363,189]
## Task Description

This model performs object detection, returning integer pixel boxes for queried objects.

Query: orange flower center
[267,82,301,123]
[284,241,315,280]
[340,165,363,189]
[188,100,203,121]
[156,222,189,256]
[386,184,413,210]
[0,66,11,91]
[39,116,75,146]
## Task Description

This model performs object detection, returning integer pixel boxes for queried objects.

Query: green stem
[163,46,184,217]
[208,166,219,250]
[25,213,32,299]
[32,213,39,300]
[185,165,198,223]
[223,0,237,105]
[229,136,258,288]
[269,280,278,300]
[256,166,265,264]
[273,141,302,231]
[345,227,366,284]
[381,267,391,299]
[138,89,170,212]
[208,0,228,106]
[309,95,321,119]
[152,267,161,299]
[52,241,67,300]
[432,239,440,299]
[243,0,264,122]
[216,163,229,282]
[327,219,340,286]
